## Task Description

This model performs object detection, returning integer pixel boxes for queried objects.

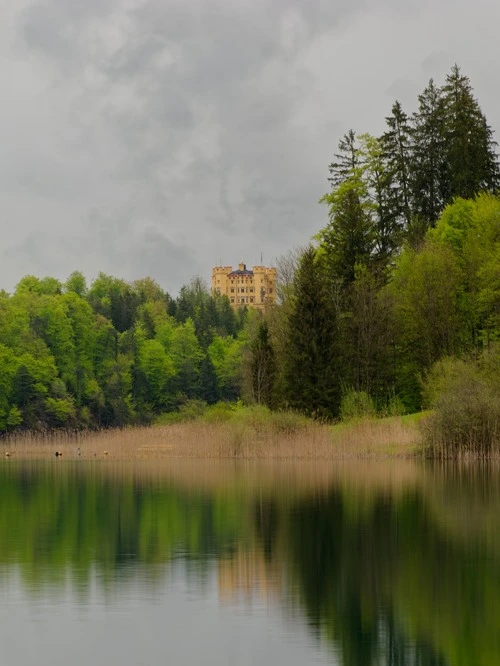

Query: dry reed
[2,415,422,461]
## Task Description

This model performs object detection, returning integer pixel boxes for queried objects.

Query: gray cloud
[1,0,499,294]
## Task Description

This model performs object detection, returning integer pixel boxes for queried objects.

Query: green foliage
[16,275,62,296]
[423,349,500,456]
[339,390,376,421]
[44,397,76,427]
[442,64,499,199]
[319,175,375,284]
[156,399,208,424]
[283,247,340,419]
[64,271,87,297]
[389,239,464,409]
[202,401,238,424]
[429,196,476,251]
[411,78,448,231]
[0,271,246,433]
[208,334,245,401]
[247,319,276,408]
[137,340,176,410]
[86,273,140,333]
[385,394,407,417]
[169,318,204,399]
[381,100,412,229]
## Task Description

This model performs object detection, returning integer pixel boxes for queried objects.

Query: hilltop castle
[212,262,277,310]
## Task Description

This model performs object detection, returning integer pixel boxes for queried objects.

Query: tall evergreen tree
[283,247,339,418]
[199,353,219,404]
[328,129,359,188]
[319,175,375,285]
[411,79,449,235]
[441,64,499,200]
[249,320,276,407]
[381,101,413,230]
[358,133,400,272]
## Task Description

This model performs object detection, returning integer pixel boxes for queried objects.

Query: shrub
[156,400,208,425]
[269,410,309,434]
[339,390,376,421]
[386,395,407,417]
[202,401,238,424]
[422,351,500,457]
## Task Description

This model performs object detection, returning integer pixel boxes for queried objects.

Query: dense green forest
[0,65,499,433]
[0,273,249,431]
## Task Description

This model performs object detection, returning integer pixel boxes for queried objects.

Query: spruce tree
[249,320,276,407]
[381,101,413,230]
[319,175,375,285]
[283,247,339,418]
[441,65,500,200]
[358,133,401,272]
[411,79,449,232]
[328,129,359,188]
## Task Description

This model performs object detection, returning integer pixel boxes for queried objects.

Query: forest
[0,65,499,436]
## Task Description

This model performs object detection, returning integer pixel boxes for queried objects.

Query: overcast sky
[1,0,499,295]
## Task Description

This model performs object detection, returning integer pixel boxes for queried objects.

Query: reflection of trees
[2,463,500,666]
[281,467,500,666]
[284,490,450,665]
[0,464,248,590]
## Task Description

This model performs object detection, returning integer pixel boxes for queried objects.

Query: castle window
[249,288,254,293]
[230,288,234,293]
[250,297,254,303]
[241,288,245,293]
[241,297,245,303]
[231,297,235,303]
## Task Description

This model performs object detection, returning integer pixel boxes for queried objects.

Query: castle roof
[228,268,253,277]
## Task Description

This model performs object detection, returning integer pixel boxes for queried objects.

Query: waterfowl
[55,451,62,458]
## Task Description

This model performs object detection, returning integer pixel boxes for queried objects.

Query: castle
[211,262,277,310]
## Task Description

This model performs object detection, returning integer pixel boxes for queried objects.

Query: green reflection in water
[1,460,500,666]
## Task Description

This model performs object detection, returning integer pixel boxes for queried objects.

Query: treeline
[268,192,500,420]
[0,274,249,431]
[256,66,500,420]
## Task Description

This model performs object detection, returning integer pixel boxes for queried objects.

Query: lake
[0,458,498,665]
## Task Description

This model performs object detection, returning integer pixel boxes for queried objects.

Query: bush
[386,395,407,417]
[202,401,238,424]
[269,410,309,435]
[339,390,376,421]
[203,402,309,434]
[422,351,500,457]
[156,400,208,425]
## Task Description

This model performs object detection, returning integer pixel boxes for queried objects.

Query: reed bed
[2,414,422,461]
[330,415,423,457]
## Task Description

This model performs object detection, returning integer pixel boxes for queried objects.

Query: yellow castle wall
[211,263,277,310]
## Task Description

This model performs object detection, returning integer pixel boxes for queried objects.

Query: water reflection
[1,460,499,665]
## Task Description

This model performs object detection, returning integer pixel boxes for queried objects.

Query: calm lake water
[0,458,499,666]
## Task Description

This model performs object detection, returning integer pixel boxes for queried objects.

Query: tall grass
[2,410,422,460]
